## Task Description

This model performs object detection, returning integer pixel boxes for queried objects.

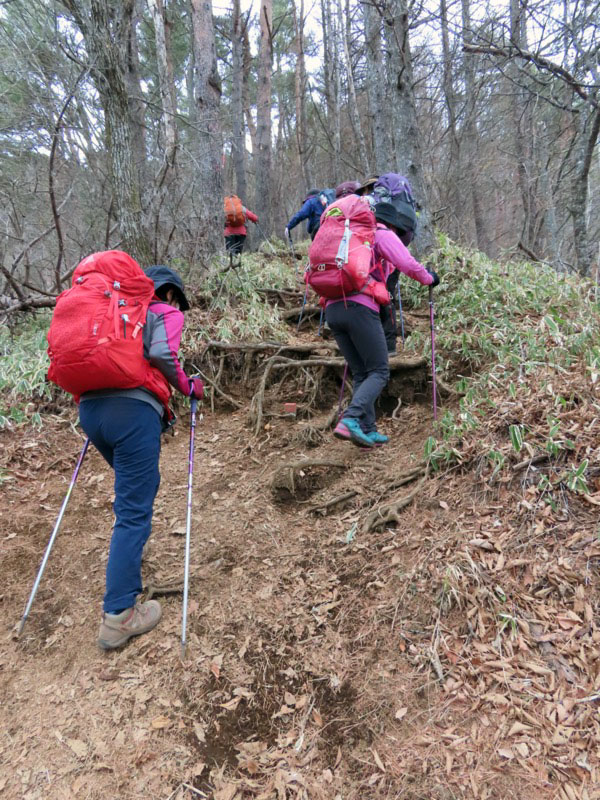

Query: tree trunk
[320,0,340,184]
[340,0,370,176]
[460,0,490,253]
[509,0,537,251]
[125,0,149,197]
[439,0,460,236]
[189,0,224,268]
[571,107,600,276]
[362,0,390,173]
[231,0,247,202]
[148,0,178,261]
[60,0,152,264]
[255,0,273,234]
[293,0,313,189]
[384,0,435,255]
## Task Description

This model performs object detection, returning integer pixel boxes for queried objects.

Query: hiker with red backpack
[306,195,439,448]
[285,189,333,242]
[224,195,258,259]
[46,252,204,649]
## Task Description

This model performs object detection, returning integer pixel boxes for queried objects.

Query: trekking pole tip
[180,642,187,661]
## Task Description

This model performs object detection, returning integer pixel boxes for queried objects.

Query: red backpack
[47,250,156,397]
[307,195,389,304]
[224,195,245,227]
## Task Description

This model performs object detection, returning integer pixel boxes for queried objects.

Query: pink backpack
[307,195,388,304]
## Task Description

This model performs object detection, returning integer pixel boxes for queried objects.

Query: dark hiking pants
[325,300,389,434]
[225,234,246,255]
[79,397,161,613]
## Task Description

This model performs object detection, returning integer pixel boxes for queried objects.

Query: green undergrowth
[406,234,600,479]
[182,246,295,346]
[0,313,54,429]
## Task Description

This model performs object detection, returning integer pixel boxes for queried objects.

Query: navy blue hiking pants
[325,300,390,433]
[79,397,161,613]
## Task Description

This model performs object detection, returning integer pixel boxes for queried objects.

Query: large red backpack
[47,250,155,397]
[307,194,389,304]
[224,195,245,227]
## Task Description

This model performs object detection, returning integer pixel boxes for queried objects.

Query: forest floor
[1,287,600,799]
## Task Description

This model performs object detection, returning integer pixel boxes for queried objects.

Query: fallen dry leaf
[150,715,171,730]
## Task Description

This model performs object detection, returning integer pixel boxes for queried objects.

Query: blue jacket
[287,195,326,236]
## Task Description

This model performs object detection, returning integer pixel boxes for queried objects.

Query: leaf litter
[1,295,600,798]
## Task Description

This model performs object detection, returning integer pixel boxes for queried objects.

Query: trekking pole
[181,398,199,660]
[255,223,277,255]
[428,286,438,421]
[317,307,324,336]
[336,363,349,421]
[397,283,406,346]
[296,283,309,331]
[286,230,298,277]
[17,438,90,636]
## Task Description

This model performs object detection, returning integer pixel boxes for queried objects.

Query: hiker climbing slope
[224,194,258,259]
[371,174,420,354]
[46,253,204,650]
[285,189,332,242]
[306,196,439,448]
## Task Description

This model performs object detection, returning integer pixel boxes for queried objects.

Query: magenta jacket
[327,223,433,312]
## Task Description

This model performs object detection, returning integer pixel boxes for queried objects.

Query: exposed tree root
[361,471,428,532]
[310,490,358,514]
[191,363,243,409]
[435,374,465,397]
[270,457,346,497]
[281,304,321,321]
[203,340,337,355]
[250,355,346,434]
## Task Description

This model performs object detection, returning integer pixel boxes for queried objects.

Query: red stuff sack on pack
[307,194,387,303]
[224,195,245,227]
[47,250,155,397]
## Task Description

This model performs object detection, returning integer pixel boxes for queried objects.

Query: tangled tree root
[361,466,429,532]
[270,457,345,501]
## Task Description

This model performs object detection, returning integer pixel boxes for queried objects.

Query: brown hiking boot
[97,600,162,650]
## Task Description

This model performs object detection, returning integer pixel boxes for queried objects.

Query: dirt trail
[1,395,441,799]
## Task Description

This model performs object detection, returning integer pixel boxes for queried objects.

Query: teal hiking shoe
[338,417,374,448]
[367,431,389,445]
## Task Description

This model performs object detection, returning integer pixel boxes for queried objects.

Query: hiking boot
[333,420,352,441]
[367,431,389,446]
[97,600,162,650]
[337,417,374,448]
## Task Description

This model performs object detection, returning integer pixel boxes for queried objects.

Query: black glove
[427,269,440,288]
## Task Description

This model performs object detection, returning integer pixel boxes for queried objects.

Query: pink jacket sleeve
[374,226,433,285]
[146,302,191,395]
[244,208,258,224]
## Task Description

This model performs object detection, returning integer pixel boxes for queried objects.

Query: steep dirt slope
[1,383,599,799]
